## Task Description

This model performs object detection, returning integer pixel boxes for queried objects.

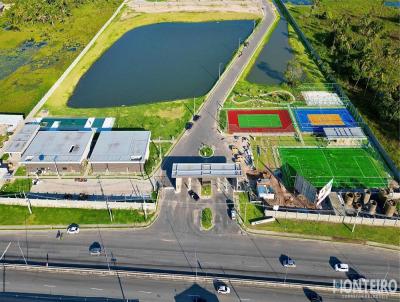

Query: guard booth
[171,163,243,193]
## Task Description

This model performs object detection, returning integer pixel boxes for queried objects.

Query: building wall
[26,163,83,174]
[91,162,144,173]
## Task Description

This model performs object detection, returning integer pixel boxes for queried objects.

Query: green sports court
[238,114,282,128]
[279,147,389,188]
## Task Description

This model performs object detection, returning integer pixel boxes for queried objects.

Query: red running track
[227,109,294,134]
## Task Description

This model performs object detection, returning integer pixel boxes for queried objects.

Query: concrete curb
[3,263,399,297]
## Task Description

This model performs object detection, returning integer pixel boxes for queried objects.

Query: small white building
[0,114,24,134]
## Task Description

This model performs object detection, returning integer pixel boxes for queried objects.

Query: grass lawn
[41,9,259,139]
[279,147,390,188]
[0,0,122,115]
[14,166,26,176]
[0,205,152,225]
[237,192,399,246]
[287,0,400,166]
[144,141,173,175]
[201,208,213,230]
[201,183,212,197]
[0,179,31,195]
[254,219,400,246]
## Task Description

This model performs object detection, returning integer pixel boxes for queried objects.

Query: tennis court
[294,108,356,132]
[227,109,294,134]
[238,114,282,128]
[279,147,389,188]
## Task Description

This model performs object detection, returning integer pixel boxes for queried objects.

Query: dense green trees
[325,10,399,123]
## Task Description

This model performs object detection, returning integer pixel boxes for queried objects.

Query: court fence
[275,0,400,182]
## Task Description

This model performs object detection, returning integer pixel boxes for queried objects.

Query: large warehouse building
[20,130,95,174]
[89,131,151,174]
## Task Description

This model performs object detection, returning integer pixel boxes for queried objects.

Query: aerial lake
[246,12,293,86]
[67,20,254,108]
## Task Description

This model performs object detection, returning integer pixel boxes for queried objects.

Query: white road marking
[138,290,152,294]
[90,287,104,291]
[161,239,175,242]
[43,284,56,288]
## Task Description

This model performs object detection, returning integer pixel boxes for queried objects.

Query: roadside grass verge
[0,179,32,195]
[237,192,399,246]
[201,208,213,230]
[144,141,173,175]
[42,10,259,139]
[0,0,122,115]
[14,166,27,176]
[0,205,152,225]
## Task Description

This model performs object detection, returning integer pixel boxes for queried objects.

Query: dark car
[185,122,193,130]
[193,115,200,122]
[188,190,199,201]
[89,242,102,256]
[309,293,323,302]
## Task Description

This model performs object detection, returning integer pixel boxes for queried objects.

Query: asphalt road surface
[1,270,397,302]
[0,192,398,285]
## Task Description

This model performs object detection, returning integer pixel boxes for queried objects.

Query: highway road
[1,269,397,302]
[0,193,399,285]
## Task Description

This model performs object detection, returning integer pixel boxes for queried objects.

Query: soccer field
[238,114,282,128]
[279,147,389,188]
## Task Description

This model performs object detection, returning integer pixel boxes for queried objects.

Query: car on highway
[188,190,199,201]
[308,292,323,302]
[89,242,102,256]
[334,263,349,272]
[217,284,230,294]
[230,208,237,220]
[283,257,296,268]
[67,224,79,234]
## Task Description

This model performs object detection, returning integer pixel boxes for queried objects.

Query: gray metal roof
[171,163,242,178]
[21,130,95,163]
[4,124,40,154]
[323,127,366,139]
[90,131,151,163]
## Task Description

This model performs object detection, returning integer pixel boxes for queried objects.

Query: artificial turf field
[238,114,282,128]
[279,147,389,188]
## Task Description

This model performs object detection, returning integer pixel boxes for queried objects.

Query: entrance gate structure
[171,163,243,193]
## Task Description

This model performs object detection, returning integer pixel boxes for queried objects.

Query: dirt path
[128,0,263,14]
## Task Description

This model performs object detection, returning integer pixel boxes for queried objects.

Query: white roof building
[21,130,95,165]
[90,131,151,164]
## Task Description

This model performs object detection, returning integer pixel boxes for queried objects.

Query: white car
[67,224,80,234]
[335,263,349,272]
[217,285,231,294]
[230,209,237,220]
